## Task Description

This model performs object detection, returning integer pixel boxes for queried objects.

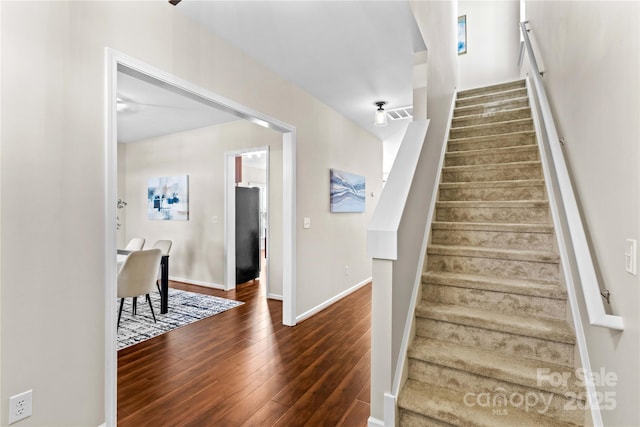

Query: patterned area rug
[117,288,243,350]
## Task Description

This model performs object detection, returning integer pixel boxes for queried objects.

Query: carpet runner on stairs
[397,80,586,426]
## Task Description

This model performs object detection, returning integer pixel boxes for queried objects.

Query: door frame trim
[105,48,297,427]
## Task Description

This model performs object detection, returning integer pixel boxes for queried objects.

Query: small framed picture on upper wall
[458,15,467,55]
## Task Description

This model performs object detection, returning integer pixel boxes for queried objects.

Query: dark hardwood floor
[117,278,371,426]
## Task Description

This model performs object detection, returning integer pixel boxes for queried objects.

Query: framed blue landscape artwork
[458,15,467,55]
[330,169,366,213]
[148,175,189,220]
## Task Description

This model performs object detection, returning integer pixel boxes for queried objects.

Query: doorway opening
[105,48,296,426]
[224,147,274,300]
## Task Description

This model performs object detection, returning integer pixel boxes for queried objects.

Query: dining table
[117,249,170,314]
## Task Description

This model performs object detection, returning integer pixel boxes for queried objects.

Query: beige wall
[0,1,381,425]
[120,120,283,293]
[458,0,521,90]
[526,1,639,425]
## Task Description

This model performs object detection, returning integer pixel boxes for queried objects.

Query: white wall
[525,2,639,426]
[120,120,283,293]
[458,0,521,90]
[411,1,459,155]
[242,165,267,186]
[0,1,381,425]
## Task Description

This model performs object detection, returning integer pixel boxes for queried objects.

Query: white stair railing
[368,119,430,426]
[520,20,623,331]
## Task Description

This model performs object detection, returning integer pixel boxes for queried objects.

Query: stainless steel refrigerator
[235,186,260,285]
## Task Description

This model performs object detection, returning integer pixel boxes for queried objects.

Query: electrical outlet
[8,390,32,424]
[344,265,349,276]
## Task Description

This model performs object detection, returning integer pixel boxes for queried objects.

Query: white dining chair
[125,237,146,251]
[152,240,172,296]
[117,248,162,328]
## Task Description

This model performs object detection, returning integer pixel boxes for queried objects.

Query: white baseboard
[368,416,385,427]
[169,276,224,290]
[267,293,283,301]
[296,278,371,323]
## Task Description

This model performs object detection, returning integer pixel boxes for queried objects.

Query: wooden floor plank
[338,400,371,427]
[118,279,371,426]
[240,400,290,427]
[304,350,371,426]
[272,332,371,427]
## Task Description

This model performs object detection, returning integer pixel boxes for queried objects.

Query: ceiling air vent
[386,106,413,121]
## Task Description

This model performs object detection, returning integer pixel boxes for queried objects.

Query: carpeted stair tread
[451,108,532,128]
[437,199,548,207]
[454,97,529,118]
[432,221,553,234]
[442,160,542,173]
[445,144,538,160]
[445,146,539,167]
[427,244,559,263]
[450,118,534,139]
[416,302,576,344]
[439,179,545,191]
[437,180,547,202]
[448,130,536,150]
[457,80,526,99]
[435,200,550,225]
[408,337,582,396]
[422,271,566,299]
[456,88,529,109]
[436,199,549,209]
[398,379,578,427]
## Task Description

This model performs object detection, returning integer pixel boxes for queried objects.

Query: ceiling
[117,70,239,143]
[117,1,426,171]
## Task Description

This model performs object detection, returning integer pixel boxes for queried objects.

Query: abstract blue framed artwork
[148,175,189,220]
[458,15,467,55]
[330,169,365,213]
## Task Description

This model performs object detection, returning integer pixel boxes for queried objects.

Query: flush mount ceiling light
[374,101,388,127]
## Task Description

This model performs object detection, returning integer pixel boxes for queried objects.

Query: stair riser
[452,109,531,128]
[438,185,546,201]
[415,317,574,367]
[423,284,566,320]
[458,81,526,99]
[431,228,555,251]
[450,120,534,140]
[454,98,529,118]
[398,410,452,427]
[436,206,550,224]
[427,254,560,282]
[449,133,536,152]
[445,149,539,167]
[442,166,543,183]
[456,88,529,108]
[407,360,585,426]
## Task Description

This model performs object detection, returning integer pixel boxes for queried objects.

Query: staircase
[397,80,586,426]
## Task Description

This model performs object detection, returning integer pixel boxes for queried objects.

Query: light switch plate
[625,239,637,275]
[303,217,311,229]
